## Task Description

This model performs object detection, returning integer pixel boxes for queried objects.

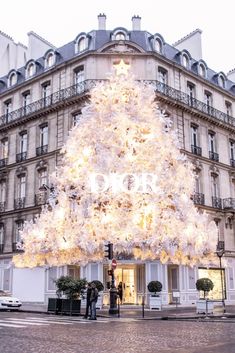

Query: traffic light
[104,243,113,260]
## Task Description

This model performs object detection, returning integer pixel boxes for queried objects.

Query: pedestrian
[117,282,123,304]
[83,282,92,319]
[89,282,99,320]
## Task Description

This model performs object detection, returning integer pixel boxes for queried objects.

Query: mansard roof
[0,26,235,96]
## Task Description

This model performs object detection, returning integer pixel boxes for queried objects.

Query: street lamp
[216,240,226,314]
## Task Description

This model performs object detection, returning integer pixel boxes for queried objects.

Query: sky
[1,0,235,74]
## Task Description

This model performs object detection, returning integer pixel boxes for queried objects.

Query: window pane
[20,134,27,153]
[0,181,6,202]
[40,126,48,146]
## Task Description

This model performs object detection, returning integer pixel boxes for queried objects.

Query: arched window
[9,72,17,87]
[115,32,125,41]
[218,75,225,88]
[27,63,35,78]
[199,63,206,77]
[45,52,55,68]
[154,38,162,53]
[182,54,189,69]
[77,37,86,52]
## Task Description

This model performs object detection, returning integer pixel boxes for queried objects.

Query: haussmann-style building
[0,14,235,307]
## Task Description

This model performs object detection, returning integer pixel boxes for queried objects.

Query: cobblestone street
[0,312,235,353]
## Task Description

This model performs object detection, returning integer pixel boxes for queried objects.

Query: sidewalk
[19,303,235,320]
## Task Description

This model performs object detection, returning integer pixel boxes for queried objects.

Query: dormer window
[26,62,35,78]
[115,32,125,41]
[45,52,55,68]
[8,72,17,87]
[154,38,162,53]
[77,37,86,52]
[182,54,189,69]
[198,63,206,78]
[218,74,225,88]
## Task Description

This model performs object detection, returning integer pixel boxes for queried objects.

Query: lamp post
[216,240,226,314]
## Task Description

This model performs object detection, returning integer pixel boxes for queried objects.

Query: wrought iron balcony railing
[0,201,6,212]
[154,81,235,127]
[209,151,219,162]
[16,152,27,163]
[1,79,235,130]
[223,198,235,210]
[36,145,48,156]
[0,244,3,253]
[212,196,222,209]
[0,158,7,168]
[193,193,205,205]
[191,145,202,156]
[230,159,235,167]
[0,81,96,126]
[14,197,25,209]
[35,191,48,206]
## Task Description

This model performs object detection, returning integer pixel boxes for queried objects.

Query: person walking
[89,282,99,320]
[117,282,123,304]
[84,282,92,319]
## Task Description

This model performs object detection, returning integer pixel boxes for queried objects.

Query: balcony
[0,158,7,168]
[16,152,27,163]
[230,159,235,167]
[0,79,235,131]
[14,197,25,210]
[212,196,222,209]
[191,145,202,156]
[209,151,219,162]
[36,145,48,156]
[223,198,235,210]
[193,193,205,205]
[0,201,6,212]
[35,191,48,206]
[0,244,3,253]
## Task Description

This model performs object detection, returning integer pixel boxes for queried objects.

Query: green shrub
[196,278,214,299]
[90,280,104,292]
[55,276,87,299]
[147,281,162,294]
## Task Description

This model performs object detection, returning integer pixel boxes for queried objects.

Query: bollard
[118,297,120,318]
[142,295,145,318]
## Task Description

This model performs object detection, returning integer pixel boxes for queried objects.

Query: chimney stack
[98,13,106,30]
[132,15,141,31]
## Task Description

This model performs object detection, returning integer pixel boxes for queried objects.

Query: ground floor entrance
[103,263,145,305]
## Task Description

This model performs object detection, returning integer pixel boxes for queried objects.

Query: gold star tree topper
[113,59,130,76]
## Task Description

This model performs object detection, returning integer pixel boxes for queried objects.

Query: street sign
[111,259,117,269]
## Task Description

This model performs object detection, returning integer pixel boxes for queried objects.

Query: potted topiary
[195,277,214,314]
[48,276,87,315]
[91,280,104,309]
[147,280,162,310]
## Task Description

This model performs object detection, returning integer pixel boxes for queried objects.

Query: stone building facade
[0,14,235,306]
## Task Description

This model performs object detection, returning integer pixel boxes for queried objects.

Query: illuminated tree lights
[13,61,217,268]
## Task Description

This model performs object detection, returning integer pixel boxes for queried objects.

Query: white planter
[149,295,162,310]
[96,292,103,309]
[196,300,214,314]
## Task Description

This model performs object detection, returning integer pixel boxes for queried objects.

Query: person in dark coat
[84,282,92,319]
[117,282,123,304]
[89,282,99,320]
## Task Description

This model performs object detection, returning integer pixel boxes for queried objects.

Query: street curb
[17,309,235,321]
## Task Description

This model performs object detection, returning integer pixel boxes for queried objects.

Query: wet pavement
[0,311,235,353]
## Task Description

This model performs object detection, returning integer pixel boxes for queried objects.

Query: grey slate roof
[0,27,234,95]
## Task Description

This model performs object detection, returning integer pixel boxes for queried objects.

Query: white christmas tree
[13,60,217,268]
